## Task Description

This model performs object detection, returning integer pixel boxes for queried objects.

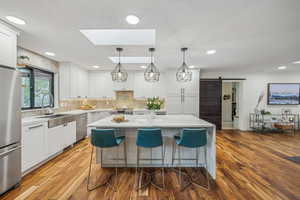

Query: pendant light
[176,47,192,82]
[111,48,128,82]
[144,48,160,82]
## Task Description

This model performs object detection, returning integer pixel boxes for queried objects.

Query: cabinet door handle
[28,124,43,130]
[182,88,185,102]
[63,123,68,127]
[0,146,21,158]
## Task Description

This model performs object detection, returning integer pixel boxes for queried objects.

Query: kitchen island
[88,114,216,179]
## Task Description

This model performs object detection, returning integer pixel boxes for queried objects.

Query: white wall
[201,70,300,130]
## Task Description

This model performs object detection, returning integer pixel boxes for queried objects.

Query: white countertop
[22,108,115,126]
[88,114,214,128]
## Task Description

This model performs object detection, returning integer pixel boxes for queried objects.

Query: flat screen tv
[268,83,300,105]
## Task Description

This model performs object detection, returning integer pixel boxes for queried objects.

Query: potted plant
[146,97,164,110]
[18,55,30,66]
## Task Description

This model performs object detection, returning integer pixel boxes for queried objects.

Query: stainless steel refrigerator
[0,65,21,195]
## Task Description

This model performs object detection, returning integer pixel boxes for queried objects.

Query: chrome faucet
[41,92,54,115]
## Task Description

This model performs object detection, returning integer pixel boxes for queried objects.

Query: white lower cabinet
[63,121,76,148]
[47,121,76,157]
[22,121,76,174]
[22,123,47,173]
[47,124,64,157]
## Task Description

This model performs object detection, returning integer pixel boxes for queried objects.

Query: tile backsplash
[22,91,165,118]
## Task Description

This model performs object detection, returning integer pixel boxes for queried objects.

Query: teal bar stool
[135,128,165,190]
[172,128,210,191]
[87,129,127,192]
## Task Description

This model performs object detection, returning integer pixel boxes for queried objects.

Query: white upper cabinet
[88,71,135,98]
[0,23,17,67]
[113,71,134,91]
[133,72,166,99]
[88,71,114,98]
[165,69,199,95]
[165,69,200,117]
[59,62,89,99]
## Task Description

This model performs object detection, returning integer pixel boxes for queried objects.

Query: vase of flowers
[146,97,164,110]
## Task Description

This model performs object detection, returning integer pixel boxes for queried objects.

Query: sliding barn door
[200,79,222,130]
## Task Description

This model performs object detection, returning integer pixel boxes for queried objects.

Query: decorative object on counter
[17,55,30,66]
[112,115,128,123]
[111,48,128,82]
[146,97,164,110]
[79,104,95,110]
[281,109,292,115]
[254,90,265,114]
[260,109,271,115]
[80,98,96,110]
[144,47,160,82]
[176,47,192,82]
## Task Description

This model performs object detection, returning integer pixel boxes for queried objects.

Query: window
[19,66,54,110]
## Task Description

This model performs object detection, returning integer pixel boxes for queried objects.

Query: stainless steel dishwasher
[75,113,87,142]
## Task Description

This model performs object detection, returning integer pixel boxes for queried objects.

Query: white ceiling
[1,0,300,72]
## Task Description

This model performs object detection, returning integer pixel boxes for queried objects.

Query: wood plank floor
[1,130,300,200]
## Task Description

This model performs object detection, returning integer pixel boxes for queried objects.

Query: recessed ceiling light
[140,65,147,69]
[293,61,300,64]
[278,66,287,70]
[93,65,100,69]
[126,15,140,25]
[5,16,26,25]
[45,52,55,56]
[206,50,216,55]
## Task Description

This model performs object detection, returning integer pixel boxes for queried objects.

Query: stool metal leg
[161,145,165,189]
[178,145,181,185]
[87,147,115,191]
[135,146,139,190]
[172,140,175,166]
[178,146,192,191]
[196,147,199,167]
[124,139,127,167]
[135,146,165,191]
[190,146,210,191]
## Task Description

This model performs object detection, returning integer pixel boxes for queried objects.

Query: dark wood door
[199,79,222,130]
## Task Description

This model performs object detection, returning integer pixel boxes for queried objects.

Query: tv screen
[268,83,300,105]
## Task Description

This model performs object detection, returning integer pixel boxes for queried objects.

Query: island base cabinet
[96,127,215,179]
[22,123,47,173]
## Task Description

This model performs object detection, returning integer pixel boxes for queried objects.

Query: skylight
[80,29,156,45]
[109,57,152,64]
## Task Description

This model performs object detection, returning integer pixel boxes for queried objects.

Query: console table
[249,113,299,135]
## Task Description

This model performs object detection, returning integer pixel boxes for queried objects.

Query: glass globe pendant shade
[144,63,160,82]
[176,47,192,82]
[111,48,128,82]
[176,62,192,82]
[111,63,128,82]
[144,48,160,82]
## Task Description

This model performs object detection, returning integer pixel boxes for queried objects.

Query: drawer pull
[28,124,43,130]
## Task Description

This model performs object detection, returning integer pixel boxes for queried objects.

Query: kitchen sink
[37,114,75,128]
[37,114,70,119]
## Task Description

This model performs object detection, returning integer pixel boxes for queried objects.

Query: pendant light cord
[150,49,154,72]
